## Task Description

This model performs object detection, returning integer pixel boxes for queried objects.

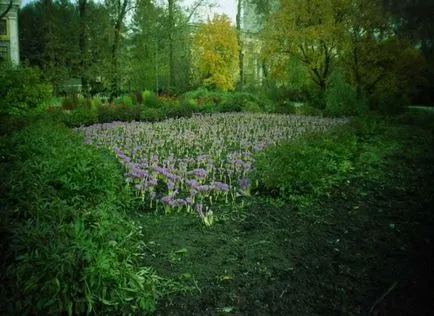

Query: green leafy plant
[325,70,358,116]
[1,122,181,315]
[0,63,52,117]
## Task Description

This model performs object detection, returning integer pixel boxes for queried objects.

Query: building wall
[0,0,20,64]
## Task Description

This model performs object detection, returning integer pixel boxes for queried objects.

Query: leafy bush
[370,91,407,115]
[325,70,358,116]
[252,122,359,204]
[143,91,161,108]
[91,96,103,110]
[97,103,118,123]
[63,106,98,127]
[0,63,52,116]
[307,87,326,110]
[295,105,323,116]
[140,107,165,122]
[62,94,80,110]
[242,100,262,112]
[162,101,195,119]
[0,122,173,315]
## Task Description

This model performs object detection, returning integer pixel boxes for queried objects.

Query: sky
[20,0,237,23]
[195,0,237,23]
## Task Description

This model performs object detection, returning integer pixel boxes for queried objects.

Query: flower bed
[76,113,349,223]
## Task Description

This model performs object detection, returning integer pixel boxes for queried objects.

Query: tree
[263,0,350,92]
[192,14,239,91]
[79,0,89,96]
[236,0,244,90]
[20,0,80,89]
[105,0,132,99]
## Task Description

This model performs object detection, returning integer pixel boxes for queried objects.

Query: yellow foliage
[192,15,239,91]
[263,0,351,89]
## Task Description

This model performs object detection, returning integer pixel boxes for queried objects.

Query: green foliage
[62,94,80,110]
[1,122,171,314]
[307,87,326,110]
[162,101,195,119]
[252,125,355,204]
[96,104,118,123]
[325,70,358,116]
[182,89,273,113]
[0,63,52,117]
[370,91,408,115]
[140,107,165,122]
[252,118,392,204]
[143,91,162,108]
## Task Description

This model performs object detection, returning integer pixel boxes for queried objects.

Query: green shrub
[91,96,103,110]
[140,107,165,122]
[325,70,358,116]
[62,94,80,110]
[0,63,52,116]
[0,122,173,315]
[242,100,262,112]
[121,95,134,107]
[143,91,161,108]
[162,101,195,119]
[275,101,297,114]
[252,123,358,204]
[97,104,118,123]
[371,91,407,115]
[307,87,326,110]
[295,105,323,116]
[63,106,98,127]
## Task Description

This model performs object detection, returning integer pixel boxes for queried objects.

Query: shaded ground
[137,115,434,315]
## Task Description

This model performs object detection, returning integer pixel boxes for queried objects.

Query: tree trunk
[168,0,175,92]
[110,0,128,101]
[236,0,244,90]
[79,0,88,96]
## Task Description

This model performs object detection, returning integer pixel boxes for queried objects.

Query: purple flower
[130,167,147,178]
[148,177,158,186]
[186,179,199,187]
[176,199,187,206]
[239,178,251,190]
[150,191,156,200]
[153,166,166,173]
[214,181,230,192]
[196,185,210,192]
[167,181,175,190]
[161,196,173,205]
[195,203,204,219]
[166,172,180,181]
[190,168,208,178]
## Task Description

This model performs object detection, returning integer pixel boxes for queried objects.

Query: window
[0,19,7,36]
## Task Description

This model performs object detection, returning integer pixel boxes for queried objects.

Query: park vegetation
[1,0,434,315]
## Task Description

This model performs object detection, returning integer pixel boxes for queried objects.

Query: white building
[0,0,20,64]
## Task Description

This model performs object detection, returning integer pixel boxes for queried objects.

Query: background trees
[16,0,434,109]
[191,15,239,91]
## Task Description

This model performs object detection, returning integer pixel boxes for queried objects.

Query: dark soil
[138,116,434,315]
